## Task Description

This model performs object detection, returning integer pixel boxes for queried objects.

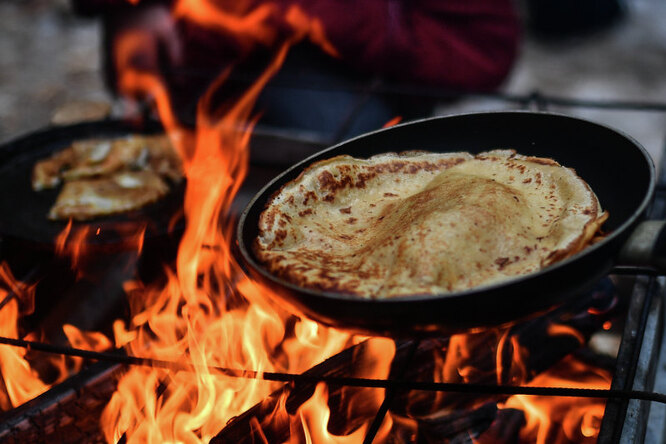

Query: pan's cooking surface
[238,111,655,336]
[0,121,184,248]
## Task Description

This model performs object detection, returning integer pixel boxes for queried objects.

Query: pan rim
[237,110,656,305]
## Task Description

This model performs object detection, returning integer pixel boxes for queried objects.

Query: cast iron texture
[237,111,655,337]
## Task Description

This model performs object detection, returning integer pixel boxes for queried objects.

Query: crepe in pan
[254,150,608,298]
[32,134,183,220]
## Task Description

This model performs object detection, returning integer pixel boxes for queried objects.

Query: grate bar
[362,340,420,444]
[1,334,666,404]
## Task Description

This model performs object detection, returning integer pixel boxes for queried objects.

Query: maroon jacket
[299,0,521,90]
[74,0,520,91]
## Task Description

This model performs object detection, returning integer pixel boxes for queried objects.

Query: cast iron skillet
[0,119,184,252]
[237,111,662,337]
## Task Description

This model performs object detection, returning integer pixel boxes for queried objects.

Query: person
[73,0,520,141]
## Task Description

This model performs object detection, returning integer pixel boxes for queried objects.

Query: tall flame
[503,356,611,444]
[0,263,48,410]
[100,2,372,442]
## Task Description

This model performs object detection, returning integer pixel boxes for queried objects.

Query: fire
[0,264,115,412]
[382,116,403,128]
[0,2,618,443]
[54,220,90,273]
[0,263,48,410]
[547,323,585,346]
[55,323,115,378]
[253,338,395,444]
[54,218,147,278]
[172,0,338,56]
[292,383,374,444]
[503,355,611,444]
[0,259,123,411]
[100,2,380,443]
[63,323,113,353]
[392,324,612,443]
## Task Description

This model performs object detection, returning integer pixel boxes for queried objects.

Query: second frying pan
[237,111,658,337]
[0,120,184,251]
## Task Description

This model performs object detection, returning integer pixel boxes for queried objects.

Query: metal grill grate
[0,87,665,443]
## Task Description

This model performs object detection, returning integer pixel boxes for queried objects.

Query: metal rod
[363,340,420,444]
[0,292,16,311]
[1,334,666,404]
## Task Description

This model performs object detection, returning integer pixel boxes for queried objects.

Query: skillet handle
[618,220,666,270]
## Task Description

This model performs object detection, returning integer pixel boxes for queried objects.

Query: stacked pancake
[32,134,183,220]
[254,150,607,298]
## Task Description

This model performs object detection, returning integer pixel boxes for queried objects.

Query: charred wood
[392,278,618,417]
[0,361,120,443]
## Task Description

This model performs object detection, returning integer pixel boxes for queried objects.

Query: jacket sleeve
[297,0,521,90]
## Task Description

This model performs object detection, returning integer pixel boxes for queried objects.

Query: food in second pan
[32,134,183,220]
[254,150,608,298]
[47,171,169,220]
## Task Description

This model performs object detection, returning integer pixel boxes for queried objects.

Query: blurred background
[1,0,665,163]
[0,0,665,160]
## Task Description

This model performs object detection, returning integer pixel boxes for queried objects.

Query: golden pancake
[32,147,75,191]
[32,135,182,190]
[254,150,607,298]
[47,170,169,221]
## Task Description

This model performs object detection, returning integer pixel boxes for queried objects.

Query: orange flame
[99,3,386,443]
[0,263,118,411]
[54,220,147,278]
[505,356,611,443]
[382,116,403,128]
[63,323,113,353]
[172,1,338,57]
[547,323,585,346]
[292,383,375,444]
[503,355,611,443]
[283,338,395,444]
[0,263,49,410]
[54,221,90,273]
[59,324,115,377]
[0,4,615,442]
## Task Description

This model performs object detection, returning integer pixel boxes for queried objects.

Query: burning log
[406,404,524,444]
[393,278,618,418]
[474,408,526,444]
[212,279,617,443]
[0,361,120,443]
[212,338,409,443]
[415,401,499,442]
